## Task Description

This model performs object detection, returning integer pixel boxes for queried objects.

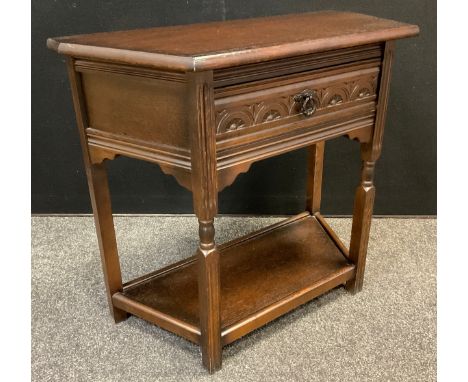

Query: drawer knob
[294,90,318,117]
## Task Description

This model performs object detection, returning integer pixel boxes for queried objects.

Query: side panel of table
[76,61,194,190]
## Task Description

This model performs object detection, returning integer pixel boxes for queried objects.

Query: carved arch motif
[348,76,378,100]
[215,74,378,135]
[254,100,290,124]
[321,87,349,107]
[216,108,254,134]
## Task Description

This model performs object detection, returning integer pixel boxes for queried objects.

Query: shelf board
[112,212,355,345]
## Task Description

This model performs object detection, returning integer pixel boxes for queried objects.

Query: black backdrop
[32,0,436,215]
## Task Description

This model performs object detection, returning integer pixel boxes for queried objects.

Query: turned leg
[346,41,394,293]
[346,144,376,293]
[187,71,222,372]
[87,162,127,322]
[305,142,325,214]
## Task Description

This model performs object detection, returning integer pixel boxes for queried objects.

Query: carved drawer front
[214,62,380,148]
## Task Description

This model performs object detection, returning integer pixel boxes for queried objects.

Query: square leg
[87,162,128,322]
[305,142,325,214]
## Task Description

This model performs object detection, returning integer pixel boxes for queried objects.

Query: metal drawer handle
[294,90,318,117]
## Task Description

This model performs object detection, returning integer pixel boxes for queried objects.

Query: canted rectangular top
[47,11,419,72]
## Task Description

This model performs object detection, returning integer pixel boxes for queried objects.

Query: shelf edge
[220,263,355,345]
[314,212,350,259]
[112,292,201,344]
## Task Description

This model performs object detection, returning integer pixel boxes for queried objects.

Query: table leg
[346,144,376,293]
[188,71,222,372]
[196,218,221,373]
[305,142,325,214]
[346,41,394,293]
[66,58,127,322]
[87,162,128,322]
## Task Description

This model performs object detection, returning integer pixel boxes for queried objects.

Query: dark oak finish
[66,59,127,323]
[48,11,418,71]
[306,142,325,214]
[346,41,395,293]
[187,71,222,371]
[117,213,355,344]
[48,12,418,373]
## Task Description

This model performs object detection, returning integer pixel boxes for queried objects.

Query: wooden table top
[47,11,419,71]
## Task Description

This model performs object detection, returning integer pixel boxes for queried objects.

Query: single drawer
[214,61,380,151]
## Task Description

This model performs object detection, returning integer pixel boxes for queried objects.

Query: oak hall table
[48,11,419,373]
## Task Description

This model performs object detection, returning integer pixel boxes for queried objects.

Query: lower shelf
[112,212,355,345]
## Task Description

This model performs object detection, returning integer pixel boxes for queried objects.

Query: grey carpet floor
[31,216,436,382]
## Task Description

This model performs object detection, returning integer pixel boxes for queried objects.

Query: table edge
[47,24,419,72]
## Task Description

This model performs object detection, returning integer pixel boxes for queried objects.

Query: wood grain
[81,69,190,149]
[48,11,419,71]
